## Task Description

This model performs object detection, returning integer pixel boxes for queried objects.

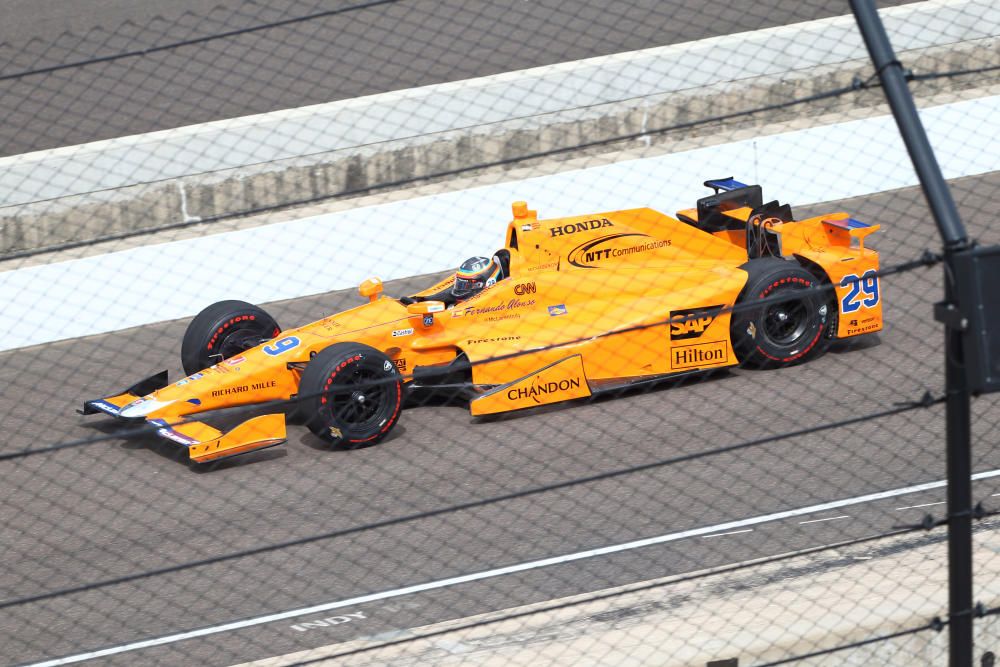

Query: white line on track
[26,468,1000,667]
[896,501,946,510]
[799,515,851,524]
[701,529,754,538]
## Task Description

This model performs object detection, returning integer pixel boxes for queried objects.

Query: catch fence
[1,1,999,665]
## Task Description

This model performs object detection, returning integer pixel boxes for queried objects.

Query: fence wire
[1,1,999,666]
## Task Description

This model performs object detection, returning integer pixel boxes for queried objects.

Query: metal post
[849,1,973,665]
[944,271,975,667]
[849,0,968,248]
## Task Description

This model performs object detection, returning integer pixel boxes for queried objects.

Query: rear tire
[730,258,830,369]
[299,342,403,447]
[181,300,281,375]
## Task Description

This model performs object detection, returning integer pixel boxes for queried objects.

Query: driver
[402,253,507,306]
[452,255,503,300]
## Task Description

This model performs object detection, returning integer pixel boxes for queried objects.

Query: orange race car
[82,178,883,464]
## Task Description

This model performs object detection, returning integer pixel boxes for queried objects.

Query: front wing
[82,371,287,464]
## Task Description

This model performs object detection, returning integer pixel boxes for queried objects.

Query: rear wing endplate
[822,215,880,255]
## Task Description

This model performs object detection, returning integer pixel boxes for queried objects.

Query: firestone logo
[466,335,521,345]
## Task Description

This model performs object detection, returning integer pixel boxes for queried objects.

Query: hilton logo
[671,340,728,370]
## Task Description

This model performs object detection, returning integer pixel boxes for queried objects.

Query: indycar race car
[82,178,882,464]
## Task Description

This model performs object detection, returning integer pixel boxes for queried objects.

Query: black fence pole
[848,0,968,248]
[849,1,973,666]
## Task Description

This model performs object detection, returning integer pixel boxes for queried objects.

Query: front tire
[181,300,281,375]
[299,342,403,447]
[730,258,830,369]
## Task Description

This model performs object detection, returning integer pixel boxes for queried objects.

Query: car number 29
[840,270,880,314]
[263,336,300,356]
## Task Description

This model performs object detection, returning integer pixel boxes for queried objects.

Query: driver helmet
[452,255,502,299]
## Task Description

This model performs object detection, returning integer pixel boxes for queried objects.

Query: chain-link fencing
[1,1,999,665]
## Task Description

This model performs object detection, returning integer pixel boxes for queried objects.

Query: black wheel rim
[218,323,272,359]
[762,292,808,346]
[325,367,387,427]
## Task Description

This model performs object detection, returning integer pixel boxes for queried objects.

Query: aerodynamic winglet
[80,370,169,417]
[149,414,287,464]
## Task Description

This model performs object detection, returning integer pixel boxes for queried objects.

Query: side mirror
[359,277,383,302]
[405,301,445,315]
[406,300,445,327]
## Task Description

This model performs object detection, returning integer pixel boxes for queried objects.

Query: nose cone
[120,397,176,419]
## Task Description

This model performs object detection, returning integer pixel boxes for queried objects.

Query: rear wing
[821,214,880,255]
[704,177,750,193]
[682,177,765,233]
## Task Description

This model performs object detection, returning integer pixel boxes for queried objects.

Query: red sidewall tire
[299,342,403,447]
[730,258,830,369]
[181,300,281,375]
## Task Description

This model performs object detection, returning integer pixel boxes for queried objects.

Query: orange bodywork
[85,183,883,463]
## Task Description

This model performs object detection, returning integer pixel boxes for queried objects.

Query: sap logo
[513,282,537,296]
[669,305,725,340]
[549,218,613,237]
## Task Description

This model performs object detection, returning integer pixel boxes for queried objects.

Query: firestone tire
[730,258,831,369]
[299,342,404,448]
[181,300,281,375]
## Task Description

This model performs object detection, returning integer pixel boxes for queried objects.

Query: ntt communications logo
[567,233,671,268]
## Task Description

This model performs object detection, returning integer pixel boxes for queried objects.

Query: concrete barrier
[3,90,1000,351]
[0,0,997,256]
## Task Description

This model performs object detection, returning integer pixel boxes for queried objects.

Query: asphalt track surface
[2,172,1000,665]
[0,0,916,156]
